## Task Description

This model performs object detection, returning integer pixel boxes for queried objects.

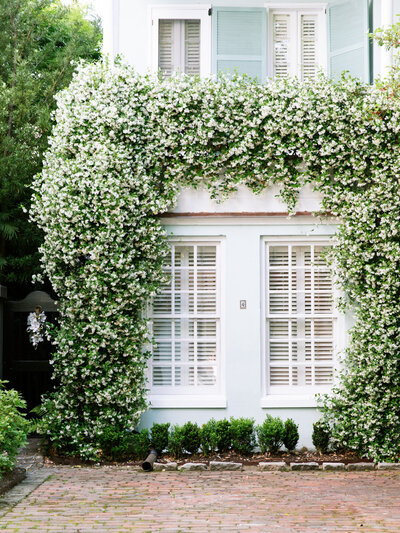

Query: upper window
[158,19,201,77]
[150,6,212,78]
[264,241,337,397]
[268,8,326,80]
[149,241,222,395]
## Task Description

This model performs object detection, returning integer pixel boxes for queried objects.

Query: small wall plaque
[240,300,247,309]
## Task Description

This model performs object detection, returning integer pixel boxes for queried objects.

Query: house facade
[102,0,399,447]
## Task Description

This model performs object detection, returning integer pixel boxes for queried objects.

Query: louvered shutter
[266,243,335,392]
[158,20,175,77]
[185,20,201,75]
[272,14,290,78]
[327,0,371,83]
[212,7,267,81]
[300,14,318,80]
[151,243,220,391]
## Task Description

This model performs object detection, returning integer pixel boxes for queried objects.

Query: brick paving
[0,466,399,532]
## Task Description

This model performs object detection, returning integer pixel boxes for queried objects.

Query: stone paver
[0,466,399,531]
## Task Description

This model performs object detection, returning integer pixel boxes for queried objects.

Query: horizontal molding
[161,211,325,217]
[261,395,318,408]
[149,394,227,408]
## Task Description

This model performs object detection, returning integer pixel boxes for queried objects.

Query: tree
[0,0,101,296]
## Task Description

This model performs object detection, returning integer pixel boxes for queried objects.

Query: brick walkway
[0,466,399,532]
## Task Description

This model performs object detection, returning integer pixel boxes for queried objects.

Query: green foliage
[0,0,101,293]
[312,421,331,454]
[283,419,299,452]
[98,427,149,462]
[168,425,185,459]
[31,54,400,461]
[150,423,170,456]
[0,381,29,476]
[181,421,201,455]
[200,419,218,457]
[230,417,255,456]
[215,419,232,454]
[257,415,284,454]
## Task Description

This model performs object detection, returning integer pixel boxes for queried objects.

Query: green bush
[200,419,218,457]
[151,423,170,455]
[0,381,29,477]
[181,421,201,455]
[215,419,232,453]
[98,427,149,461]
[283,419,299,452]
[230,417,255,455]
[168,425,185,458]
[312,421,330,454]
[257,415,284,454]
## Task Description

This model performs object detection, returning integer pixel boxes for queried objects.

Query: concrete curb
[149,461,400,472]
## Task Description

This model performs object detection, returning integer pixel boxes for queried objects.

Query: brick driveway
[0,466,399,532]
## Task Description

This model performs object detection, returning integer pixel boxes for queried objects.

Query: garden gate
[3,290,58,412]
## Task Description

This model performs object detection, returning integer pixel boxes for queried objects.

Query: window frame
[148,236,226,409]
[260,235,345,408]
[149,4,212,78]
[265,3,327,79]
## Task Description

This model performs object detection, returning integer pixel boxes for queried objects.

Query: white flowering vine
[30,60,400,460]
[27,309,47,348]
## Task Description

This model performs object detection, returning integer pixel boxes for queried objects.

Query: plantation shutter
[272,14,290,78]
[300,14,318,80]
[212,7,267,81]
[185,20,201,75]
[151,243,220,391]
[266,243,335,392]
[158,20,175,77]
[327,0,371,82]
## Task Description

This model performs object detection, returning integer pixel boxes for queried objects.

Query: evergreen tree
[0,0,101,296]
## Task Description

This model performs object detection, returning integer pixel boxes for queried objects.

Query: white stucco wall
[138,185,351,450]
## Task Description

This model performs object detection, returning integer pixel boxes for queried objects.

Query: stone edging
[151,461,400,472]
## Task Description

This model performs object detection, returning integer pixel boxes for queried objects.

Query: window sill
[261,395,318,408]
[149,394,227,408]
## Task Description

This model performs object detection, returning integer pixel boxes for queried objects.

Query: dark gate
[3,291,58,412]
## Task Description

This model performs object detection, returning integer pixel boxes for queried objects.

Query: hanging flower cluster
[30,60,400,460]
[27,309,48,348]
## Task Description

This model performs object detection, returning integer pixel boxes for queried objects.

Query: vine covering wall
[31,61,400,460]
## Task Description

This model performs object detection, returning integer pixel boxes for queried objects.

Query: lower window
[264,240,337,397]
[149,241,221,396]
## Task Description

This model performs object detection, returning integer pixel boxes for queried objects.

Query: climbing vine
[30,60,400,460]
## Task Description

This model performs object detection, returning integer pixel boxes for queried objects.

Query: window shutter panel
[300,14,318,80]
[212,7,267,81]
[158,20,175,77]
[185,20,201,75]
[272,14,290,78]
[327,0,371,83]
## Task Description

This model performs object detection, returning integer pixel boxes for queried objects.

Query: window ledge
[261,395,318,408]
[149,394,226,408]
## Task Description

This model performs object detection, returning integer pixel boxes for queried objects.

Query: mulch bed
[47,448,373,467]
[0,467,26,496]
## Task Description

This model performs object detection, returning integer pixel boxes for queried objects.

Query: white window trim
[148,235,226,409]
[265,3,327,78]
[149,4,212,78]
[260,235,346,408]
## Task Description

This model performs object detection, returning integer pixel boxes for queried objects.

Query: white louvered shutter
[272,14,290,78]
[300,15,318,80]
[158,20,175,78]
[184,20,201,75]
[151,243,220,392]
[266,243,336,392]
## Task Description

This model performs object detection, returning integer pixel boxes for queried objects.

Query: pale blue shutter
[212,7,267,82]
[328,0,371,83]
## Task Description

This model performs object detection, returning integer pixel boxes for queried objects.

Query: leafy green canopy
[31,60,400,460]
[0,0,101,294]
